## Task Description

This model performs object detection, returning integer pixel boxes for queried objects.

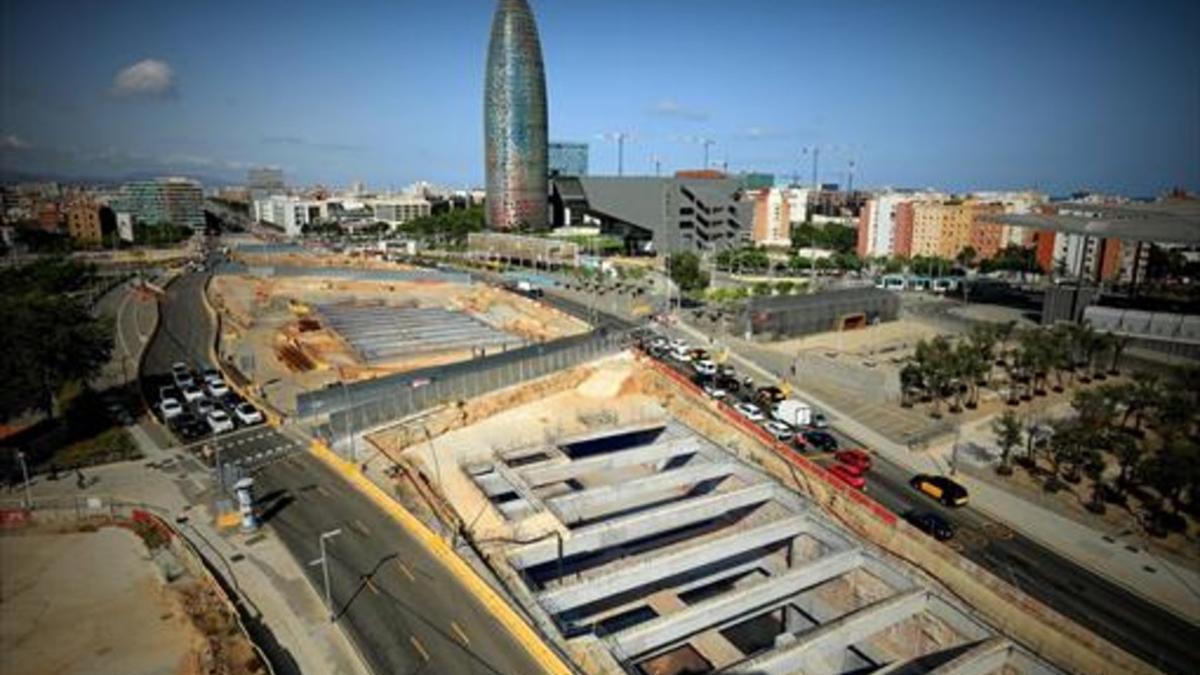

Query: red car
[834,449,872,474]
[828,463,866,490]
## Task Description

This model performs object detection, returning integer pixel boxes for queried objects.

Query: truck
[772,399,812,428]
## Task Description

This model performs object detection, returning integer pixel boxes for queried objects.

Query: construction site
[207,264,589,414]
[364,352,1117,675]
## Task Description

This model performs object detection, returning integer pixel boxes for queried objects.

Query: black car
[171,412,208,441]
[800,430,839,452]
[905,511,955,541]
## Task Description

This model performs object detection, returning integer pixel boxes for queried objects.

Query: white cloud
[0,134,31,150]
[111,58,177,99]
[648,99,710,122]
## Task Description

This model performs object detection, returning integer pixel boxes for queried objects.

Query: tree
[1108,428,1144,501]
[752,281,772,297]
[1139,440,1198,518]
[774,280,795,296]
[993,410,1023,476]
[667,251,710,295]
[956,245,978,268]
[0,259,113,420]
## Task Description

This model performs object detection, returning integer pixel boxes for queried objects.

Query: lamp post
[16,450,32,508]
[310,528,343,621]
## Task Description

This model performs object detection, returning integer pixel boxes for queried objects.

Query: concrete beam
[511,483,776,569]
[609,548,863,660]
[925,637,1013,675]
[537,515,810,614]
[520,437,700,487]
[548,462,734,524]
[727,589,930,675]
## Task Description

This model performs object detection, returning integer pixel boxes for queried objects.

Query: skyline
[0,0,1197,195]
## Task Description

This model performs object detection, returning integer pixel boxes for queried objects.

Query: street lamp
[15,450,32,508]
[310,528,343,621]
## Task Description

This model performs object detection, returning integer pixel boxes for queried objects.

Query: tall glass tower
[484,0,548,230]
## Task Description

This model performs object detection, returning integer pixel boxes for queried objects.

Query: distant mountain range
[0,167,237,187]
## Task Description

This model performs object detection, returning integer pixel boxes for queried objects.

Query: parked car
[202,368,222,385]
[668,338,687,351]
[799,429,839,452]
[173,370,196,389]
[688,348,709,362]
[834,449,872,473]
[206,380,230,398]
[159,397,184,420]
[905,511,955,541]
[207,409,235,434]
[701,383,727,400]
[233,402,264,426]
[754,386,787,409]
[171,412,207,441]
[810,412,830,429]
[670,347,693,363]
[195,399,215,417]
[828,463,866,490]
[171,361,190,377]
[181,385,205,403]
[762,420,794,442]
[910,474,970,507]
[734,402,766,422]
[693,359,718,377]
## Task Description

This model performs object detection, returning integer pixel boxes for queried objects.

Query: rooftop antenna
[701,138,715,170]
[649,154,663,177]
[847,158,856,193]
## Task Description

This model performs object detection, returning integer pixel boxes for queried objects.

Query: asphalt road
[650,343,1200,674]
[254,453,547,675]
[143,250,551,675]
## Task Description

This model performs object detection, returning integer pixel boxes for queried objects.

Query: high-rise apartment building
[484,0,549,230]
[750,188,792,247]
[116,178,204,228]
[549,141,588,177]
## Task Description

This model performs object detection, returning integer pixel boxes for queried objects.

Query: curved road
[144,258,555,675]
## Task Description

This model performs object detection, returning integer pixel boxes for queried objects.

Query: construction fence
[311,329,634,450]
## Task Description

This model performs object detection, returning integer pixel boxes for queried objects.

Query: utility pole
[702,139,715,170]
[310,528,343,621]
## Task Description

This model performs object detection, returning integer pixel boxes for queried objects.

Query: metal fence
[213,261,471,284]
[311,329,632,448]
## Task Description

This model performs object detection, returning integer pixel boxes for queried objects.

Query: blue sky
[1,0,1197,196]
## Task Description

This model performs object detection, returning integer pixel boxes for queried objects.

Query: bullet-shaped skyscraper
[484,0,548,230]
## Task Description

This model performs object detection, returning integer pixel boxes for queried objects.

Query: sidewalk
[668,318,1200,627]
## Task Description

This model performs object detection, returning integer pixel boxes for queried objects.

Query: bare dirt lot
[1,527,203,675]
[210,273,590,412]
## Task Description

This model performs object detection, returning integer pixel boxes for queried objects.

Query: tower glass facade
[484,0,548,230]
[549,141,589,177]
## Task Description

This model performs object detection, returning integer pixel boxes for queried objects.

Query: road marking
[396,560,415,581]
[351,519,372,536]
[451,621,470,646]
[409,635,430,662]
[315,485,331,498]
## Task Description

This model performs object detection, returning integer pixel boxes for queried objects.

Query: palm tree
[1124,372,1162,431]
[1106,332,1130,375]
[993,409,1023,476]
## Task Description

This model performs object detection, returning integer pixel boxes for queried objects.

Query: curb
[307,439,574,675]
[199,273,284,427]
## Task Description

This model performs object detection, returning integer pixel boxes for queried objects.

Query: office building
[549,141,588,177]
[371,196,432,226]
[484,0,549,230]
[550,174,752,255]
[749,188,792,247]
[247,167,284,192]
[116,178,204,228]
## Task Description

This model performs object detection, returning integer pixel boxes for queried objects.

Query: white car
[171,361,190,377]
[649,337,668,350]
[202,369,222,386]
[207,410,234,434]
[173,371,195,389]
[159,397,183,420]
[233,403,264,426]
[195,399,215,417]
[181,385,205,403]
[762,420,794,441]
[693,359,717,377]
[670,347,693,363]
[810,412,829,429]
[206,380,230,398]
[735,402,765,422]
[702,384,727,399]
[668,338,688,351]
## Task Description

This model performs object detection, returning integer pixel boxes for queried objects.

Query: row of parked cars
[640,333,872,491]
[636,328,971,541]
[157,362,263,440]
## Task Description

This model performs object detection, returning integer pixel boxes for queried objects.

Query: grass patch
[52,426,142,468]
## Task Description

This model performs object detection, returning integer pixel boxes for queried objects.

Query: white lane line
[450,621,470,646]
[409,635,430,662]
[396,560,415,582]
